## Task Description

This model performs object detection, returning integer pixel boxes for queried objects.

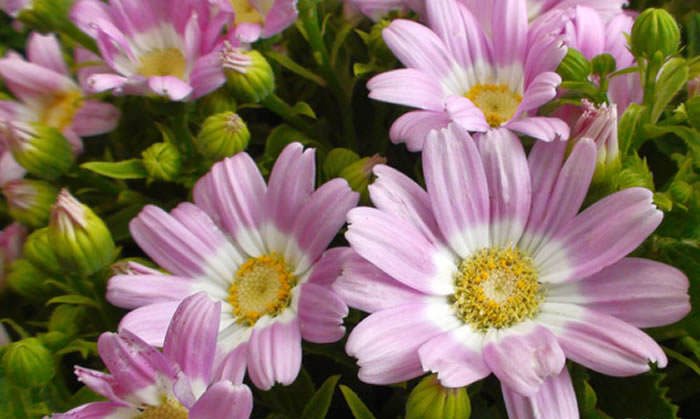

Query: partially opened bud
[339,154,386,202]
[2,337,55,388]
[572,100,621,182]
[2,179,59,227]
[221,42,275,103]
[196,112,250,160]
[48,189,115,276]
[406,375,471,419]
[630,8,681,59]
[142,142,182,182]
[3,121,74,180]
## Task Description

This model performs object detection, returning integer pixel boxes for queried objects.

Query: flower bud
[2,122,74,180]
[49,304,86,337]
[406,375,471,419]
[557,48,592,82]
[630,8,681,59]
[572,100,621,182]
[0,223,26,288]
[2,337,55,388]
[7,259,53,300]
[339,154,386,202]
[22,227,61,274]
[48,189,116,276]
[142,142,182,182]
[2,179,59,227]
[221,42,275,103]
[591,54,616,78]
[689,75,700,98]
[17,0,72,32]
[196,112,250,160]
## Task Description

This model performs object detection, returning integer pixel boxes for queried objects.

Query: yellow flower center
[41,90,83,131]
[452,247,542,332]
[231,0,264,24]
[228,253,296,326]
[137,397,188,419]
[465,84,522,127]
[138,48,187,79]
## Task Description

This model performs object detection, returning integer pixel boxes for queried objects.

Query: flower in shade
[70,0,236,101]
[107,142,359,390]
[0,33,120,157]
[230,0,299,42]
[52,293,253,419]
[367,0,569,152]
[0,222,26,288]
[335,124,689,417]
[346,0,424,21]
[0,0,30,17]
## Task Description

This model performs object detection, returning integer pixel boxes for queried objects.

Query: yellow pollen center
[452,247,542,332]
[138,48,187,79]
[228,253,296,326]
[465,84,522,127]
[41,90,83,131]
[231,0,264,24]
[137,398,188,419]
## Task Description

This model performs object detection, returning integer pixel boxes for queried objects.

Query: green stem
[261,94,315,137]
[299,0,357,150]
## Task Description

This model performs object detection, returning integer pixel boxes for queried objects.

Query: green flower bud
[406,375,471,419]
[591,54,616,77]
[49,305,86,337]
[630,8,681,59]
[196,112,250,160]
[3,122,74,180]
[556,48,592,82]
[339,154,387,202]
[142,142,182,182]
[48,189,116,276]
[7,259,53,300]
[221,43,275,103]
[2,179,59,228]
[23,228,62,275]
[323,148,361,179]
[2,337,55,388]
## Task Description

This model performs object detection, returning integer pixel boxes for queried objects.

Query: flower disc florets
[465,84,523,127]
[137,397,188,419]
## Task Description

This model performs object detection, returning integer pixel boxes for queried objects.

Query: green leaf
[266,51,327,87]
[81,159,148,180]
[618,103,647,155]
[687,96,700,131]
[339,385,376,419]
[651,57,689,123]
[323,148,360,179]
[291,101,317,119]
[591,371,679,419]
[643,125,700,162]
[258,368,316,417]
[301,375,340,419]
[46,295,100,309]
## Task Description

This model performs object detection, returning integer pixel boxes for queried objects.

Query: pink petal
[247,319,303,390]
[264,143,315,234]
[214,343,248,385]
[189,381,253,419]
[477,128,531,247]
[540,303,667,376]
[570,6,606,60]
[517,72,561,116]
[307,247,353,286]
[502,367,579,419]
[368,69,445,110]
[0,56,76,104]
[418,325,490,388]
[148,76,193,101]
[444,96,490,133]
[382,19,459,82]
[52,402,135,419]
[346,301,459,385]
[107,273,195,309]
[507,117,570,142]
[74,367,122,403]
[261,0,298,38]
[298,282,348,344]
[27,32,69,76]
[70,0,115,37]
[535,188,662,283]
[85,73,129,94]
[193,152,267,256]
[190,51,226,100]
[118,301,181,347]
[333,250,425,313]
[423,124,490,257]
[346,207,457,296]
[164,293,221,390]
[491,0,527,67]
[389,110,451,152]
[71,100,121,137]
[548,258,690,328]
[483,325,566,397]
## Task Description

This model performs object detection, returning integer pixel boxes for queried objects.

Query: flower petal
[71,100,121,137]
[0,56,76,104]
[389,110,451,152]
[516,72,561,116]
[27,32,69,76]
[147,76,193,101]
[189,51,226,99]
[74,367,122,403]
[247,318,303,390]
[307,247,353,286]
[118,301,180,347]
[189,381,253,419]
[444,96,490,133]
[507,117,569,142]
[107,273,195,309]
[298,282,348,343]
[368,69,445,110]
[52,402,136,419]
[502,367,579,419]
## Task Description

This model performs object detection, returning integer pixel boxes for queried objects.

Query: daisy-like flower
[367,0,569,152]
[0,32,121,155]
[0,0,29,17]
[70,0,236,101]
[336,124,690,417]
[347,0,424,21]
[107,142,359,390]
[53,293,254,419]
[230,0,299,42]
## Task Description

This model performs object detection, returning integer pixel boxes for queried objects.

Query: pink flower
[336,124,689,417]
[0,33,121,160]
[230,0,299,42]
[107,142,359,390]
[347,0,424,21]
[70,0,236,101]
[53,293,253,419]
[367,0,569,152]
[0,0,30,17]
[0,222,26,288]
